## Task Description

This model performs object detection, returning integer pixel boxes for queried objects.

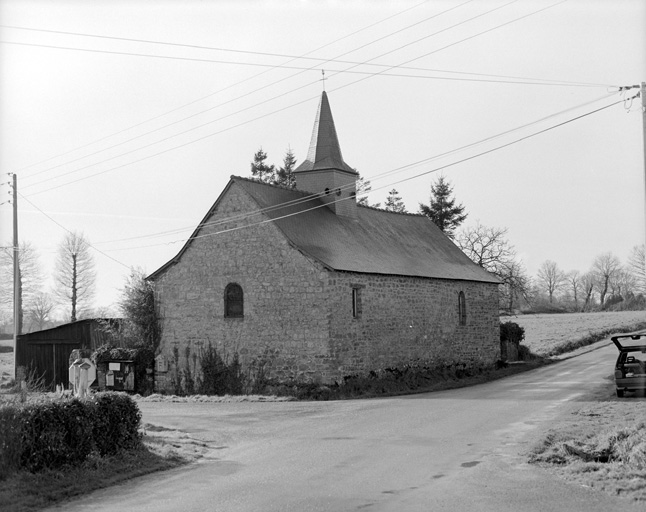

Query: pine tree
[384,188,407,213]
[419,176,467,238]
[275,147,297,188]
[250,147,275,183]
[356,176,380,208]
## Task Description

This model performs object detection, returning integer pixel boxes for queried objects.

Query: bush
[0,392,141,478]
[19,399,95,472]
[90,393,142,456]
[0,405,22,479]
[500,321,525,344]
[196,344,245,396]
[607,293,646,311]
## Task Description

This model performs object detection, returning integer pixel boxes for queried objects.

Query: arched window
[224,283,243,318]
[458,291,466,326]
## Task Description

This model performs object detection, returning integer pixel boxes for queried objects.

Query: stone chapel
[148,91,500,389]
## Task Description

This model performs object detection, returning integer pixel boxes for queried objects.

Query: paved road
[47,341,644,512]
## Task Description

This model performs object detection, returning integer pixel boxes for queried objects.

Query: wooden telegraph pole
[12,173,21,378]
[642,82,646,257]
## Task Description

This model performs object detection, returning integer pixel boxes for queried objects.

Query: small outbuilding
[16,319,122,389]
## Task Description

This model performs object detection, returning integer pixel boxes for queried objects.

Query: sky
[0,0,645,315]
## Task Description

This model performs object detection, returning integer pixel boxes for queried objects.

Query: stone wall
[324,272,500,380]
[153,180,500,391]
[153,182,333,391]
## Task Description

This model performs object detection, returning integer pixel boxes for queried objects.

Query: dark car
[612,333,646,397]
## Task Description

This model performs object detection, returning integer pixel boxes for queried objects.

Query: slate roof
[234,178,498,283]
[148,177,498,284]
[149,90,498,284]
[293,91,357,175]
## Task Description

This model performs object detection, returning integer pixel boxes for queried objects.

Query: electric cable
[17,192,132,269]
[327,0,569,95]
[16,0,591,188]
[10,0,433,177]
[17,0,475,185]
[94,93,632,253]
[91,91,617,245]
[20,0,565,194]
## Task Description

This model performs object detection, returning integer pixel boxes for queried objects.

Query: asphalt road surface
[46,341,644,512]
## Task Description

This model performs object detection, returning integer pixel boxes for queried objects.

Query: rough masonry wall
[153,183,332,390]
[153,182,500,390]
[324,272,500,380]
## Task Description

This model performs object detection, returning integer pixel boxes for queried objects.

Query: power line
[10,0,432,176]
[17,0,483,184]
[170,94,639,249]
[91,91,617,246]
[0,1,434,64]
[329,0,570,95]
[1,2,478,75]
[97,93,633,253]
[21,0,570,195]
[21,66,593,189]
[17,192,131,270]
[4,38,607,90]
[16,0,601,188]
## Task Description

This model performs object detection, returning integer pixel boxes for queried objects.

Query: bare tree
[591,252,621,307]
[0,241,43,333]
[25,292,55,332]
[565,270,581,309]
[499,259,532,313]
[456,223,530,312]
[456,223,514,272]
[580,272,596,311]
[54,232,96,322]
[627,245,645,294]
[611,268,637,299]
[536,260,566,303]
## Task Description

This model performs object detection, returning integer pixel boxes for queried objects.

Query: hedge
[0,392,141,479]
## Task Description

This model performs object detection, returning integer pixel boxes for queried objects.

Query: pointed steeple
[294,92,357,175]
[294,92,358,219]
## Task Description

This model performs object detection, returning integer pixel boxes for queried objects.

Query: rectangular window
[458,291,466,326]
[352,287,361,319]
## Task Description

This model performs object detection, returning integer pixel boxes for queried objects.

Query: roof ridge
[357,202,426,217]
[231,175,310,196]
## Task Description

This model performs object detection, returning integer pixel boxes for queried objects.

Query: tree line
[531,250,646,313]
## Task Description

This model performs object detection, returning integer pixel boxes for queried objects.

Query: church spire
[293,91,358,218]
[294,91,357,175]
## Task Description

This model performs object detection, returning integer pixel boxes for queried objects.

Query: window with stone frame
[224,283,244,318]
[458,291,466,326]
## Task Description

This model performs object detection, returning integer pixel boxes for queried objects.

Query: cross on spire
[321,69,326,91]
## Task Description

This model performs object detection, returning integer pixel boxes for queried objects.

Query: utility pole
[11,173,21,377]
[642,82,646,257]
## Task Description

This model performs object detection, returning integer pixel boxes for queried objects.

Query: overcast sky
[1,0,645,313]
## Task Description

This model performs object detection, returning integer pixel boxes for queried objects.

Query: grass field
[506,310,646,356]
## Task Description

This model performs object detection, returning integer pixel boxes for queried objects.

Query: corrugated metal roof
[235,178,499,284]
[293,91,357,175]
